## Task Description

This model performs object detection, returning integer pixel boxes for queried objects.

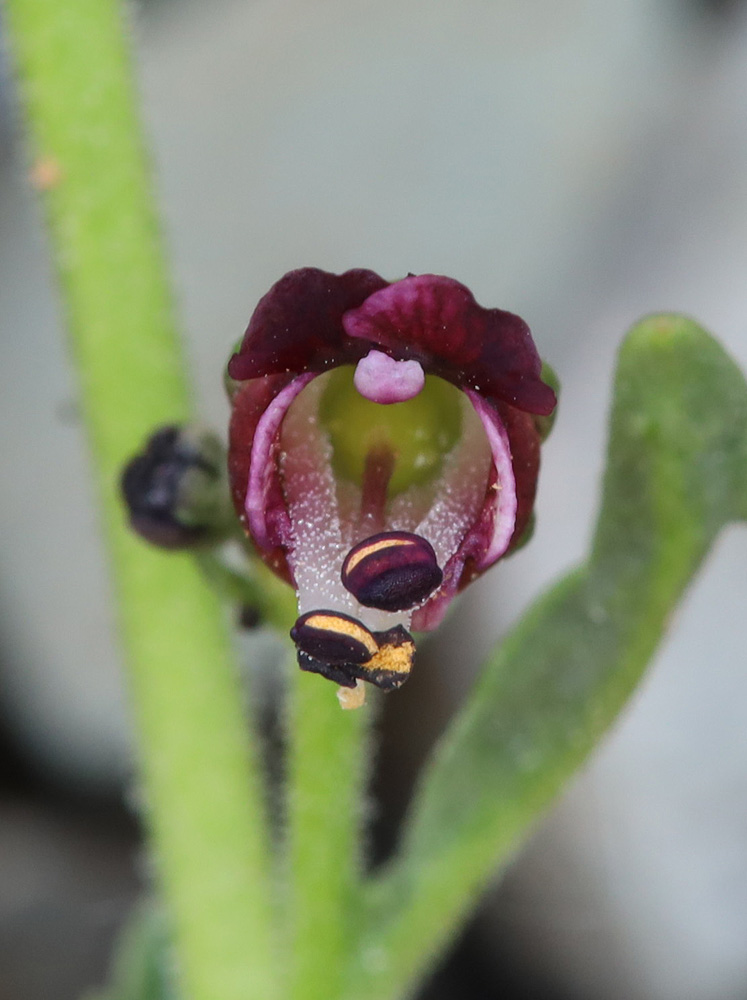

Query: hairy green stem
[285,672,372,1000]
[4,2,281,997]
[194,549,296,633]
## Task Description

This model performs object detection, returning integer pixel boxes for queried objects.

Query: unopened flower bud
[121,426,232,549]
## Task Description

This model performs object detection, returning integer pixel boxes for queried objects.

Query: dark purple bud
[121,426,231,549]
[290,610,378,666]
[341,531,443,611]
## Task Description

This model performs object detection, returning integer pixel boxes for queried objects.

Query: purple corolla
[227,268,556,692]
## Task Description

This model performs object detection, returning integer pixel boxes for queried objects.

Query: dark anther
[290,610,378,666]
[363,624,416,690]
[294,620,416,692]
[121,426,230,549]
[296,649,360,688]
[341,531,443,611]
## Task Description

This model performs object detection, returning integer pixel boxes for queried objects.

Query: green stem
[285,673,372,1000]
[194,549,296,633]
[4,2,281,998]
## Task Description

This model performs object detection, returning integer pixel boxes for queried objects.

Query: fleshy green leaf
[344,315,747,1000]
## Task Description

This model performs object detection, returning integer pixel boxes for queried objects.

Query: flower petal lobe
[228,268,388,381]
[343,274,556,415]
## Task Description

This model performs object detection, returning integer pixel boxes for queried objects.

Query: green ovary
[318,366,463,496]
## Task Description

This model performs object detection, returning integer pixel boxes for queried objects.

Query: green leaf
[344,315,747,1000]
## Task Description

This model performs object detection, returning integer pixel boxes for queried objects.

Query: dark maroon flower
[227,268,556,692]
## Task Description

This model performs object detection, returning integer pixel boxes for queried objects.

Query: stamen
[296,648,359,688]
[359,625,415,690]
[341,531,442,611]
[291,609,378,665]
[292,612,416,692]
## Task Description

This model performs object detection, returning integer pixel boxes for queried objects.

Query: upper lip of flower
[227,268,555,417]
[227,267,556,685]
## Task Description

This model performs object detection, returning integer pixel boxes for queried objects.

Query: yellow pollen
[345,536,417,574]
[366,638,415,676]
[303,613,378,657]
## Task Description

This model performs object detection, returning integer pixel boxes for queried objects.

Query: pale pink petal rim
[245,373,315,549]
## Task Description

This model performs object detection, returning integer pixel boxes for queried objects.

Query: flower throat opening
[278,366,493,630]
[318,366,463,497]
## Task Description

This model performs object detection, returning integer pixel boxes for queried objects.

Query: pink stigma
[353,350,425,404]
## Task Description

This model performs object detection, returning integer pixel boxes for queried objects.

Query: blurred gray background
[1,0,747,997]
